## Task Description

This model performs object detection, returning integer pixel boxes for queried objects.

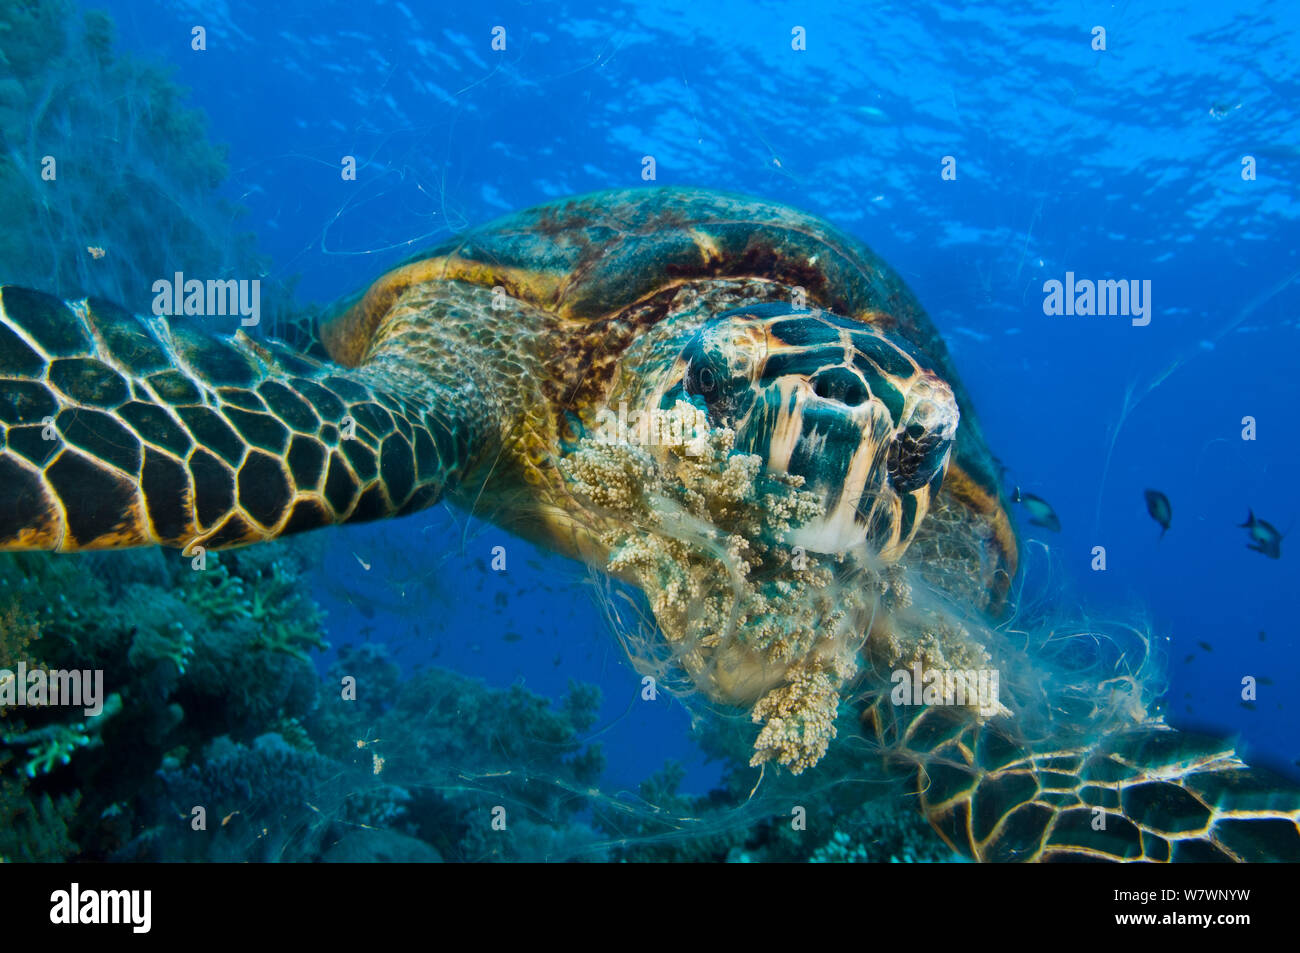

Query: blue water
[92,0,1300,786]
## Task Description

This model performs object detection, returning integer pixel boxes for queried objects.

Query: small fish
[1197,640,1213,652]
[502,631,522,643]
[1144,489,1171,538]
[86,245,107,259]
[1259,631,1267,642]
[1011,488,1061,531]
[1240,701,1257,711]
[1182,653,1195,664]
[1257,676,1274,686]
[1239,510,1283,559]
[352,552,371,571]
[552,653,562,667]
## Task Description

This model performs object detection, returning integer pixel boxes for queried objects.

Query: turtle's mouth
[561,305,962,776]
[644,304,960,561]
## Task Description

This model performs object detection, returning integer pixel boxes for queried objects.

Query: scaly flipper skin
[864,699,1300,862]
[0,286,486,551]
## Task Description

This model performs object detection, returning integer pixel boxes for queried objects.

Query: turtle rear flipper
[0,286,484,552]
[874,703,1300,862]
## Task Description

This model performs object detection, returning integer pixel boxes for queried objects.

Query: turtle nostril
[811,369,867,407]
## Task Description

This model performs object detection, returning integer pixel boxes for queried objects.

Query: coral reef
[0,528,961,863]
[0,540,329,860]
[808,808,961,864]
[307,655,609,862]
[3,693,120,776]
[131,732,342,862]
[0,528,622,862]
[181,555,328,661]
[0,778,80,862]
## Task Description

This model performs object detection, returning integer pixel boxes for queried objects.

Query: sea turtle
[0,187,1296,861]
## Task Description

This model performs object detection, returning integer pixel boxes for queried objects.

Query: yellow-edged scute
[318,187,1018,611]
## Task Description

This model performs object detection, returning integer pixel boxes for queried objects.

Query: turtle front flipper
[870,702,1300,862]
[0,286,484,552]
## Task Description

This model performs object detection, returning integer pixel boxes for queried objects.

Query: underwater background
[0,0,1296,861]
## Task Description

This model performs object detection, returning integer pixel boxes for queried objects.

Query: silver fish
[1144,489,1172,538]
[1240,510,1283,559]
[1012,487,1061,532]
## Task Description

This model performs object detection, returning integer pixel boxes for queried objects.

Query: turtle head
[650,303,959,561]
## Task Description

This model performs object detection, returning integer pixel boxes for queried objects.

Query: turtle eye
[696,366,718,396]
[685,356,723,401]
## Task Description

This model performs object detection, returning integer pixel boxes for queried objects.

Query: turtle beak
[632,307,960,563]
[755,347,958,561]
[887,376,959,495]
